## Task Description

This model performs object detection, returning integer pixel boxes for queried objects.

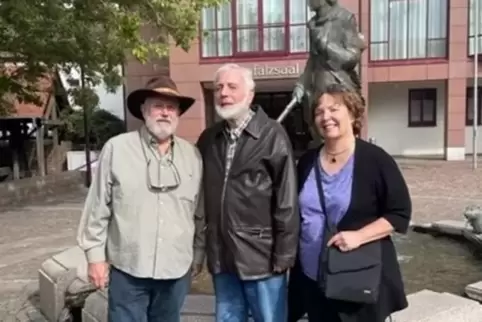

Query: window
[370,0,447,61]
[200,0,313,58]
[254,92,292,119]
[468,0,482,56]
[466,87,482,126]
[408,89,436,127]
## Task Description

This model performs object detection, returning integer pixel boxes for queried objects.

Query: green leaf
[0,0,229,116]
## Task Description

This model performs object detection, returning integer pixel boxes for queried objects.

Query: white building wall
[368,79,482,157]
[367,81,446,157]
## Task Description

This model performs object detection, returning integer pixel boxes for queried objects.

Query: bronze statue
[464,206,482,234]
[278,0,365,127]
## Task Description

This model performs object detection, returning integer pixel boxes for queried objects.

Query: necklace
[323,146,352,163]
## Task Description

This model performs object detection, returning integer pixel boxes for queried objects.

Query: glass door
[253,92,311,154]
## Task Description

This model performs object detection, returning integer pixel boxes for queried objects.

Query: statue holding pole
[277,0,366,140]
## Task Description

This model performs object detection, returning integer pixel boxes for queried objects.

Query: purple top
[298,155,354,280]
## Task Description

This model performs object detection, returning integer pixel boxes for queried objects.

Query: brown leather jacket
[196,106,299,279]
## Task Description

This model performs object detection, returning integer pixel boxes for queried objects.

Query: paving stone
[181,316,215,322]
[182,295,215,315]
[82,290,308,322]
[82,292,215,321]
[391,289,482,322]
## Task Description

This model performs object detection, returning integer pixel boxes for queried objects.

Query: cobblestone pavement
[1,159,482,321]
[398,159,482,224]
[0,188,87,321]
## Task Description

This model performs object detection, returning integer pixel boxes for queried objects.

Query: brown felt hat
[127,76,195,120]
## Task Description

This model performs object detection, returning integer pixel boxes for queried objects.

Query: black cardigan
[288,138,412,322]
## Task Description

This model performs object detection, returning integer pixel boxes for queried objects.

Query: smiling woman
[287,83,412,322]
[311,85,365,141]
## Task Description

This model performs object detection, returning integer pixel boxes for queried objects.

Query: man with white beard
[196,64,299,322]
[77,76,204,322]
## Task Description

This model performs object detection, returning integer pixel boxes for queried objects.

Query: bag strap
[313,155,337,233]
[314,153,336,285]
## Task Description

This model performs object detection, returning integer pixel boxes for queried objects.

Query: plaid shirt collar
[225,109,255,141]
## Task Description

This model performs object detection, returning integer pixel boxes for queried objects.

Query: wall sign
[251,63,300,78]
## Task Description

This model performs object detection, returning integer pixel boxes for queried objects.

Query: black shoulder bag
[314,158,382,304]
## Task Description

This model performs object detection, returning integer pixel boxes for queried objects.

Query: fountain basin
[190,229,482,297]
[39,225,482,322]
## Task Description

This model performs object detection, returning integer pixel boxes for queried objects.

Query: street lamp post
[473,0,480,169]
[80,67,92,186]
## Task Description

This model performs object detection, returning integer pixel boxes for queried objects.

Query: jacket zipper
[218,137,242,269]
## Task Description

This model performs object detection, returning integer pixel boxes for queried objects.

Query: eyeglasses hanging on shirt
[139,131,181,192]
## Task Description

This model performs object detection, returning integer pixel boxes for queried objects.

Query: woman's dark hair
[311,84,366,136]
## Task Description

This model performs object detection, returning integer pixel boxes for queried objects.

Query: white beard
[215,97,250,121]
[144,116,178,141]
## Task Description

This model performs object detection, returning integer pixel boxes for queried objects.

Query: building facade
[127,0,482,160]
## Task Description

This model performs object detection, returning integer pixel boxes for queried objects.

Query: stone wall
[0,171,85,208]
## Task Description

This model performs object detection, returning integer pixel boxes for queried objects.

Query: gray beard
[145,119,177,141]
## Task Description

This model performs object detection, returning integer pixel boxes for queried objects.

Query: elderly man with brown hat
[77,76,205,322]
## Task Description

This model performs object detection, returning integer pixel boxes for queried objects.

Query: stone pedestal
[39,250,482,322]
[464,206,482,234]
[465,281,482,303]
[38,246,93,321]
[82,289,109,322]
[432,220,470,236]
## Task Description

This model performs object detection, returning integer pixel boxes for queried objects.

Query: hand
[292,86,304,104]
[87,262,109,289]
[327,231,364,252]
[191,263,203,278]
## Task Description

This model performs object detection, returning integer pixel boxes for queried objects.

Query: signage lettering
[251,64,300,78]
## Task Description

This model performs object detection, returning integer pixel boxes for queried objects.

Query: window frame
[199,0,311,61]
[408,88,437,128]
[466,87,482,126]
[467,0,482,57]
[368,0,449,63]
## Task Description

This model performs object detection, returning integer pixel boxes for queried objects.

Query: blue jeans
[108,266,190,322]
[213,273,287,322]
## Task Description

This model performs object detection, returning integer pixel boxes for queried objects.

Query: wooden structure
[0,72,70,180]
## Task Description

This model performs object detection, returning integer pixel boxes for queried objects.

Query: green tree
[62,109,126,150]
[0,0,227,115]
